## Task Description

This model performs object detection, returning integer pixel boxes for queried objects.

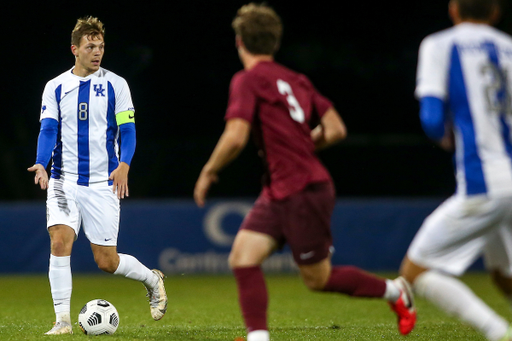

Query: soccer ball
[78,299,120,335]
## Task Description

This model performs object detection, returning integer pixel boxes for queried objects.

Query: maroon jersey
[225,61,333,200]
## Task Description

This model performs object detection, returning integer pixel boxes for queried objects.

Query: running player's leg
[45,178,81,335]
[287,182,414,334]
[80,184,167,321]
[402,195,510,341]
[298,259,415,334]
[229,195,280,341]
[297,257,416,334]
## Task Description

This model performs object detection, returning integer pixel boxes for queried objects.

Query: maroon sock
[322,265,386,297]
[232,266,268,332]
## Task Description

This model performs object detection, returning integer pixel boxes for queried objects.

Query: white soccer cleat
[44,321,73,335]
[145,269,168,321]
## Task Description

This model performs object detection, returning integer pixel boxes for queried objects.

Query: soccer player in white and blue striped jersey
[400,0,512,340]
[27,17,167,335]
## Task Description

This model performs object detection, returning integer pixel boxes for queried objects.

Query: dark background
[3,1,511,201]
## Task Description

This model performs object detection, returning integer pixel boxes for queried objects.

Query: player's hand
[438,124,455,152]
[109,162,130,199]
[194,170,218,208]
[310,124,323,143]
[27,164,49,190]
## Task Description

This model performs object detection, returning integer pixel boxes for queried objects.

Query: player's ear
[235,35,243,49]
[490,5,501,25]
[71,45,78,57]
[448,0,460,24]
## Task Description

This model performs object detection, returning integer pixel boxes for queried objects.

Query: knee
[50,238,72,256]
[51,239,67,255]
[302,275,327,291]
[301,267,331,291]
[399,269,416,286]
[228,250,245,269]
[228,253,236,269]
[95,255,119,274]
[299,259,332,291]
[228,245,262,269]
[49,225,75,256]
[399,257,425,286]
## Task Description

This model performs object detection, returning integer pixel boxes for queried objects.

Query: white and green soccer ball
[78,299,120,335]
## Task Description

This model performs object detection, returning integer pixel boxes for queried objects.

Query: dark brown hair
[452,0,500,21]
[232,3,282,55]
[71,16,105,47]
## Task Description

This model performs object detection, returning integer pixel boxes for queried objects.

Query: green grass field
[0,272,509,340]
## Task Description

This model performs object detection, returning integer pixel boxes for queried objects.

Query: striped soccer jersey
[40,67,134,186]
[415,23,512,197]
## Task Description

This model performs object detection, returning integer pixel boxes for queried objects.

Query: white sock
[114,253,158,289]
[56,312,71,324]
[247,330,269,341]
[415,271,508,341]
[49,255,72,322]
[383,279,401,302]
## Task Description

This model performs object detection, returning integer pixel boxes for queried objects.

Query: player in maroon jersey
[194,3,416,341]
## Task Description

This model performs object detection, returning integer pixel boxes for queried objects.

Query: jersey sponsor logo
[128,114,134,119]
[104,238,112,242]
[299,251,315,260]
[93,84,106,97]
[41,105,47,114]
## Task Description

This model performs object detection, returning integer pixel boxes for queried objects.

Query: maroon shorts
[240,181,336,265]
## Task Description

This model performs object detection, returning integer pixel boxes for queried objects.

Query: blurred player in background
[27,16,167,335]
[400,0,512,340]
[194,4,416,341]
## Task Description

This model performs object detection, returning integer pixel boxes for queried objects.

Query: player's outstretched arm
[194,118,251,207]
[311,107,347,150]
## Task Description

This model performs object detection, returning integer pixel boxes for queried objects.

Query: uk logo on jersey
[94,84,105,97]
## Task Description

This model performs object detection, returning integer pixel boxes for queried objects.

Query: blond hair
[232,3,282,55]
[71,16,105,47]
